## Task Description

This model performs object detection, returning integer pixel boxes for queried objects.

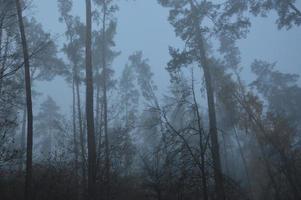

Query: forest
[0,0,301,200]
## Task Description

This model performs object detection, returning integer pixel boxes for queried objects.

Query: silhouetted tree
[15,0,33,199]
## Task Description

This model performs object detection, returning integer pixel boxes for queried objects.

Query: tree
[93,1,119,198]
[0,0,22,169]
[251,60,301,126]
[85,0,96,199]
[35,96,63,159]
[18,16,65,171]
[119,63,139,129]
[223,1,301,30]
[249,60,301,199]
[57,0,86,194]
[15,0,33,199]
[249,0,301,29]
[158,0,253,198]
[162,70,210,200]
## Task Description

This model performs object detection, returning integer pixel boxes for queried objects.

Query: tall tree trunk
[187,1,225,199]
[85,0,96,199]
[101,2,110,199]
[191,70,208,200]
[75,71,87,192]
[201,52,225,200]
[95,68,102,174]
[72,76,80,199]
[15,1,33,200]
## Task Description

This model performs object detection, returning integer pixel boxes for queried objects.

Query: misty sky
[30,0,301,115]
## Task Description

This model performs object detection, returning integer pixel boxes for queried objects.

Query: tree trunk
[96,101,103,172]
[75,71,87,192]
[72,76,79,199]
[101,2,110,199]
[201,57,225,200]
[191,70,208,200]
[187,3,225,199]
[233,126,254,200]
[19,106,26,172]
[95,73,101,137]
[0,22,10,91]
[95,67,102,173]
[196,20,225,200]
[15,1,33,200]
[85,0,96,199]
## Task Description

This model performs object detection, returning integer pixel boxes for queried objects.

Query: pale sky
[30,0,301,115]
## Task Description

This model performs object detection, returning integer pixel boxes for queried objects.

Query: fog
[34,0,301,114]
[1,0,301,200]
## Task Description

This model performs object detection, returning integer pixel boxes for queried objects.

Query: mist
[1,1,301,200]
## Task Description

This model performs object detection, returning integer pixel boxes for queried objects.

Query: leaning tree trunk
[15,1,33,200]
[85,0,96,199]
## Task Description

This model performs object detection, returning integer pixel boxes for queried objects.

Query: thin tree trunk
[233,126,254,200]
[72,76,80,199]
[19,106,26,172]
[191,70,208,200]
[75,73,86,191]
[101,2,110,199]
[95,73,101,137]
[15,1,33,200]
[96,101,103,171]
[85,0,96,199]
[95,70,103,177]
[0,24,10,92]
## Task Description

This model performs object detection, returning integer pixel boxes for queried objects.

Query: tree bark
[15,1,33,200]
[0,21,3,91]
[85,0,96,199]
